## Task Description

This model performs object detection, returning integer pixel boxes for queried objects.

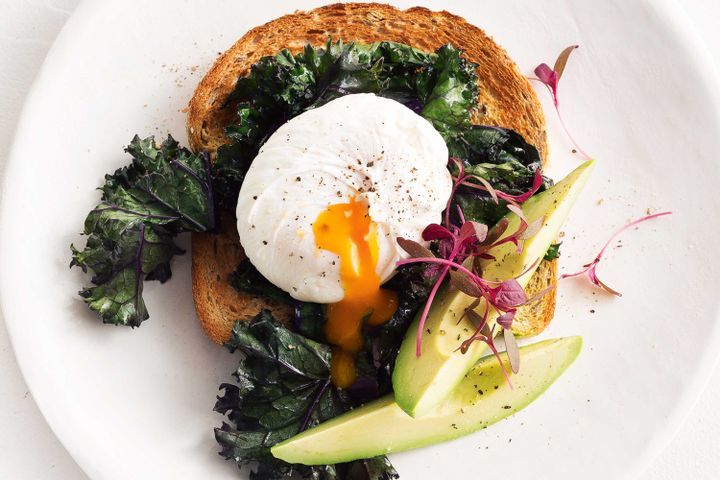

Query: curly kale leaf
[450,126,544,190]
[450,126,552,226]
[71,135,215,326]
[215,311,398,480]
[308,41,433,109]
[213,40,478,208]
[417,44,478,140]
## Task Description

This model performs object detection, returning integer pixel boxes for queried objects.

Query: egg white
[236,93,452,303]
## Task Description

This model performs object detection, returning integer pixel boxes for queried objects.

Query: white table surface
[1,1,718,478]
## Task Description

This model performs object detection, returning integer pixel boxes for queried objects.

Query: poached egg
[236,93,452,386]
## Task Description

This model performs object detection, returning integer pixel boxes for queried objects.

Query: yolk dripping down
[313,198,398,388]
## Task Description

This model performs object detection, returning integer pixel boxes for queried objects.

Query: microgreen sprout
[446,157,543,226]
[560,211,672,295]
[532,45,591,159]
[396,219,539,366]
[461,309,513,387]
[396,156,551,378]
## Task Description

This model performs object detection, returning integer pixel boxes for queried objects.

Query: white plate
[2,0,719,479]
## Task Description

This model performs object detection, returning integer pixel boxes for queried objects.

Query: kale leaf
[417,45,477,140]
[292,302,327,344]
[213,40,477,208]
[450,126,552,226]
[544,242,562,261]
[229,258,292,304]
[71,135,215,326]
[450,126,543,188]
[215,311,398,480]
[228,258,431,396]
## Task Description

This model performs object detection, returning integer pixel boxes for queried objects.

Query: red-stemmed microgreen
[531,45,591,160]
[462,170,544,208]
[446,157,543,226]
[560,211,672,296]
[396,217,543,365]
[456,204,466,224]
[397,153,551,378]
[459,310,513,386]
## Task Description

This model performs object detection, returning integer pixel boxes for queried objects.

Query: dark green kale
[213,40,477,208]
[292,302,327,344]
[450,126,552,227]
[544,242,562,261]
[215,311,398,480]
[452,127,544,191]
[70,135,215,326]
[228,257,431,397]
[416,45,477,140]
[229,258,292,304]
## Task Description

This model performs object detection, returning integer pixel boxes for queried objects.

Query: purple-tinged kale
[71,135,215,326]
[215,311,399,480]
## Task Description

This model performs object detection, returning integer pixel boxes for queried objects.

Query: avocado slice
[271,336,582,465]
[392,160,594,417]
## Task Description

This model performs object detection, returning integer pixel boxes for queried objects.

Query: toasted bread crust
[188,3,553,344]
[512,258,557,337]
[187,3,547,159]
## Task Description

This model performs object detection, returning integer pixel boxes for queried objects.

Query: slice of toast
[187,2,555,345]
[512,257,557,337]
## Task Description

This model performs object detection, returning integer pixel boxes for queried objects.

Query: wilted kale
[215,311,399,480]
[68,38,552,478]
[70,135,215,326]
[213,40,478,208]
[228,260,329,344]
[286,301,325,345]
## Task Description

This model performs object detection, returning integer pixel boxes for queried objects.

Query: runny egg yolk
[313,198,398,388]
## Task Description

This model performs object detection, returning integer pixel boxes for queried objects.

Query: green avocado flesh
[392,160,595,417]
[271,336,582,465]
